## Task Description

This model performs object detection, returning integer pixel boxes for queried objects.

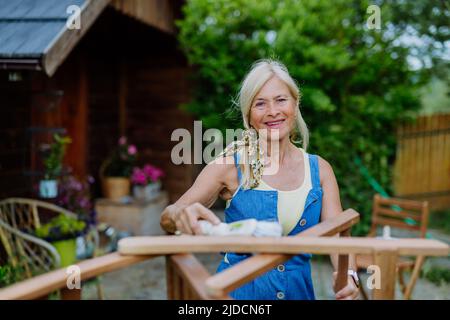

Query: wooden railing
[0,252,154,300]
[150,209,359,300]
[166,254,230,300]
[120,236,448,300]
[0,209,448,300]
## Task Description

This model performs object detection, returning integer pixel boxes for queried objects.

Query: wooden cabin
[0,0,196,203]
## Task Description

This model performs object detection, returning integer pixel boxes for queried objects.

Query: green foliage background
[176,0,449,235]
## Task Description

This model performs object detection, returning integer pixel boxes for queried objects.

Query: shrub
[176,0,447,234]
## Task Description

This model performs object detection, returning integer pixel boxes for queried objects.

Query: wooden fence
[394,113,450,210]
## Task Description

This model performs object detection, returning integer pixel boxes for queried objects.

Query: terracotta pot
[102,177,130,200]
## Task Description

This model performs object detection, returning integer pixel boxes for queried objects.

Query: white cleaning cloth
[198,219,282,237]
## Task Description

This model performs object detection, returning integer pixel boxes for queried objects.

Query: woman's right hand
[172,202,221,235]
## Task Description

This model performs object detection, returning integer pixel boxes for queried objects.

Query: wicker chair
[0,198,103,298]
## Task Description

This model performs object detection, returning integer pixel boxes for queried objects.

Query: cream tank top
[254,147,312,235]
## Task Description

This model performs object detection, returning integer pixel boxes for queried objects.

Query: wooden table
[95,191,169,236]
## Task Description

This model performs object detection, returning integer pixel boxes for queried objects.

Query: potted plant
[56,174,97,259]
[35,213,86,267]
[131,164,164,201]
[57,175,95,222]
[39,134,71,198]
[100,136,137,200]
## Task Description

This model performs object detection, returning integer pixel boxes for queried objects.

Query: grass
[421,265,450,286]
[421,209,450,286]
[429,209,450,234]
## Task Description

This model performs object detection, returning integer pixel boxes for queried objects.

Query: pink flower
[143,164,155,176]
[119,136,127,145]
[128,145,137,155]
[131,167,147,185]
[143,164,164,182]
[78,197,89,209]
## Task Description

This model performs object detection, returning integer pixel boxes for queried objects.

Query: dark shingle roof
[0,0,86,58]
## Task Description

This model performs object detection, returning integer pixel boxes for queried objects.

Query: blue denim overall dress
[216,150,323,300]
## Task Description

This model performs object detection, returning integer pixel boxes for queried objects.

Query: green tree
[177,0,449,235]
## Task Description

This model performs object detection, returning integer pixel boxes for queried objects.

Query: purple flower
[79,197,89,209]
[128,145,137,155]
[119,136,127,145]
[56,175,93,219]
[74,181,82,191]
[62,195,69,205]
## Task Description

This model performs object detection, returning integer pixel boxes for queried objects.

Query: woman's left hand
[332,272,360,300]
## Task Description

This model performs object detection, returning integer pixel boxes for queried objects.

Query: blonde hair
[239,59,309,148]
[219,59,309,189]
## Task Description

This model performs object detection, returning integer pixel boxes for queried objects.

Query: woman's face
[249,76,296,141]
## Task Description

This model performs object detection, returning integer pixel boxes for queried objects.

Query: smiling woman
[160,59,360,300]
[239,60,309,148]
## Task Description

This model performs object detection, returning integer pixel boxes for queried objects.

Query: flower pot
[52,238,77,267]
[133,181,161,201]
[39,179,58,198]
[102,177,130,200]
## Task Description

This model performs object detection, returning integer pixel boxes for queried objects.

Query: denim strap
[231,151,244,197]
[309,154,321,188]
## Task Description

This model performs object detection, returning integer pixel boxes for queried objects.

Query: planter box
[95,191,169,236]
[52,238,77,267]
[132,181,161,202]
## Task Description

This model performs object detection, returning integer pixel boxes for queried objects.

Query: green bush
[429,209,450,234]
[0,264,25,288]
[177,0,448,235]
[422,266,450,286]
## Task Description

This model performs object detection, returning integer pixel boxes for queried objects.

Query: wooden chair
[356,194,429,300]
[0,198,103,298]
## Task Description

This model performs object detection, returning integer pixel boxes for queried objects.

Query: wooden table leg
[336,229,351,292]
[372,249,398,300]
[60,288,82,300]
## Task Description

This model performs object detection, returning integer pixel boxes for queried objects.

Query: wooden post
[169,257,182,300]
[165,256,174,300]
[166,255,191,300]
[175,273,183,300]
[182,281,191,300]
[335,229,350,292]
[60,288,81,300]
[372,249,398,300]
